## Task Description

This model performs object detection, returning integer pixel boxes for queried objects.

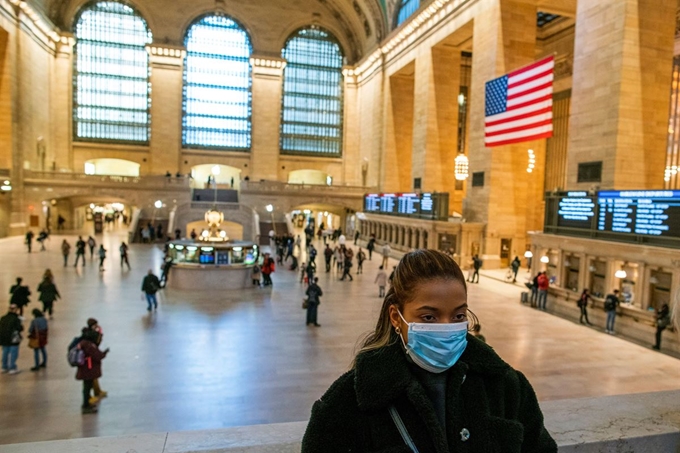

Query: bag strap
[388,405,419,453]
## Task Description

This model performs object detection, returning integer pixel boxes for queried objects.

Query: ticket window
[546,251,560,286]
[649,270,672,312]
[589,260,607,298]
[616,262,638,306]
[564,255,580,292]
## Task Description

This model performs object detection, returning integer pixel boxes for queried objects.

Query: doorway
[500,238,512,268]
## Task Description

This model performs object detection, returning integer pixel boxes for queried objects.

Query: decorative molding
[1,0,62,50]
[250,56,287,78]
[554,53,573,80]
[147,45,186,59]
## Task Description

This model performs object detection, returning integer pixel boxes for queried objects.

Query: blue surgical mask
[398,311,468,374]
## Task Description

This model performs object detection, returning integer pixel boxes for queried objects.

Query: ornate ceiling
[33,0,390,63]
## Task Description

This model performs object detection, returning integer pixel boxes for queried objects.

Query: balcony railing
[240,179,372,196]
[23,171,192,189]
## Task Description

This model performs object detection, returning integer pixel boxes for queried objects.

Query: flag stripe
[485,112,553,133]
[485,100,552,125]
[508,57,555,83]
[485,130,554,147]
[508,87,552,107]
[485,118,553,137]
[508,56,555,77]
[485,124,553,144]
[507,73,553,96]
[506,93,552,112]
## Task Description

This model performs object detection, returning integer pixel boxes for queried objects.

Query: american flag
[484,56,554,147]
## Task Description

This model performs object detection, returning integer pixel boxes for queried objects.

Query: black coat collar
[354,334,510,411]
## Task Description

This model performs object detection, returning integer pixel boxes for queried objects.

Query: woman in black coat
[302,250,557,453]
[37,270,60,320]
[305,277,322,327]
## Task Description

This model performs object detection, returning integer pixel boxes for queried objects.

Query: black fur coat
[302,335,557,452]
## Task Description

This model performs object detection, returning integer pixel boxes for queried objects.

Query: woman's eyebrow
[415,305,440,312]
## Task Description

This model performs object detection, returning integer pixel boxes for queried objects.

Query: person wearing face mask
[302,250,556,453]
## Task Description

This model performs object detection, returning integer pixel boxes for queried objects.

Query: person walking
[25,230,34,253]
[537,272,549,310]
[577,289,592,325]
[305,277,323,327]
[98,245,107,271]
[251,263,261,287]
[0,305,23,374]
[375,265,387,298]
[28,309,48,371]
[120,242,131,270]
[470,254,483,283]
[356,248,366,274]
[261,254,275,286]
[353,230,360,245]
[76,329,109,414]
[9,277,31,317]
[87,236,96,261]
[301,250,557,452]
[305,261,316,286]
[61,239,71,267]
[366,237,375,260]
[334,247,343,272]
[37,229,48,251]
[340,249,354,281]
[324,244,333,273]
[160,255,173,287]
[309,244,317,265]
[141,270,161,312]
[294,235,302,252]
[511,256,521,283]
[653,303,671,350]
[37,270,60,320]
[381,243,391,268]
[74,236,86,267]
[604,289,620,334]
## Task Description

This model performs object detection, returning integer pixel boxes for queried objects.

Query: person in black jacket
[305,277,323,327]
[302,250,557,453]
[653,303,671,350]
[0,305,24,374]
[9,277,31,316]
[142,270,161,312]
[37,270,60,320]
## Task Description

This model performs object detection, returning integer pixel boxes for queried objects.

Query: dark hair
[82,329,100,343]
[32,308,43,317]
[354,250,471,365]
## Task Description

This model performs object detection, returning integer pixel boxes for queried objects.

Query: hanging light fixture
[524,250,533,259]
[540,255,550,264]
[454,154,469,181]
[615,262,627,279]
[527,149,536,173]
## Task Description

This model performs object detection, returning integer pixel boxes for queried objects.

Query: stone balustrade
[22,171,192,190]
[240,179,371,197]
[6,390,678,452]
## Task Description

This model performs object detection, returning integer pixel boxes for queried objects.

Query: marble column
[566,0,675,189]
[250,57,286,181]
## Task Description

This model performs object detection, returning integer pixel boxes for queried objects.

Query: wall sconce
[540,251,550,264]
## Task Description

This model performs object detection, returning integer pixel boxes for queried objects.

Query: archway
[84,159,140,176]
[287,169,330,185]
[191,164,242,189]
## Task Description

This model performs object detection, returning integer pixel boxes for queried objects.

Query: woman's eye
[454,313,467,321]
[421,315,436,322]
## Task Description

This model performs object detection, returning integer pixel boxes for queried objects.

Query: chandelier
[454,154,469,181]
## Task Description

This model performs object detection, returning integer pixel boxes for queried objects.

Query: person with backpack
[87,318,108,403]
[74,236,86,267]
[340,248,354,281]
[9,277,31,317]
[470,254,482,283]
[305,261,316,286]
[510,256,521,283]
[98,245,107,271]
[309,244,318,264]
[141,270,161,312]
[305,277,323,327]
[261,254,275,286]
[604,289,620,334]
[37,269,60,320]
[87,236,96,261]
[28,309,48,371]
[75,329,109,414]
[653,303,671,350]
[0,305,23,374]
[577,289,592,325]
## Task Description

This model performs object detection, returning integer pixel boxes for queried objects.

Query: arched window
[280,27,344,156]
[396,0,420,26]
[183,16,252,150]
[73,2,152,143]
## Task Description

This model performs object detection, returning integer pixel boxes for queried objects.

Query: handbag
[28,336,40,349]
[302,296,309,310]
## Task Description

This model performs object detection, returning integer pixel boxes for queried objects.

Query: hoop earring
[395,326,401,335]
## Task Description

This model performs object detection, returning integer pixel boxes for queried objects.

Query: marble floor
[1,229,679,445]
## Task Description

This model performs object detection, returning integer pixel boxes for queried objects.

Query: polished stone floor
[0,229,679,444]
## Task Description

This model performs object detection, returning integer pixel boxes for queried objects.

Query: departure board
[397,193,421,216]
[557,192,596,229]
[597,191,680,237]
[363,193,449,221]
[380,193,397,214]
[365,194,380,212]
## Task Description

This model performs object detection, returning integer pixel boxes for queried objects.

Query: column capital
[250,55,287,78]
[147,45,186,68]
